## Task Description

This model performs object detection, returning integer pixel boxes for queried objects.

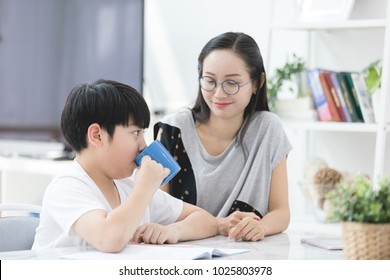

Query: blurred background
[0,0,389,225]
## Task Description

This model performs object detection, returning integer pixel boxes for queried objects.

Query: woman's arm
[223,158,290,241]
[258,157,290,235]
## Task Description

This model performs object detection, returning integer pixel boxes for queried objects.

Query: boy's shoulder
[46,160,91,192]
[55,160,86,179]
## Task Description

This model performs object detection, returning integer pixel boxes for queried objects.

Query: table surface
[0,231,345,260]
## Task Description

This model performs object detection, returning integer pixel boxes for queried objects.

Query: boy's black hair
[61,79,150,152]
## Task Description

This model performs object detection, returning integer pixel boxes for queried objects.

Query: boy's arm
[132,202,218,244]
[166,202,218,241]
[73,185,156,251]
[73,157,169,253]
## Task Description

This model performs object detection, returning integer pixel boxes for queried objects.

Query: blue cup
[135,140,181,185]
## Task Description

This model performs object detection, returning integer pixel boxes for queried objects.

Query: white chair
[0,203,41,252]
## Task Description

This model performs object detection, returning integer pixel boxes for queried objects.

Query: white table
[0,232,345,260]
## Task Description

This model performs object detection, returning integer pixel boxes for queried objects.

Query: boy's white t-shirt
[32,160,183,249]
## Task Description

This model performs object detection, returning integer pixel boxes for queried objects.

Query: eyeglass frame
[199,76,253,95]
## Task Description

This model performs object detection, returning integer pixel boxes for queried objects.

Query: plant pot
[342,222,390,259]
[275,96,318,121]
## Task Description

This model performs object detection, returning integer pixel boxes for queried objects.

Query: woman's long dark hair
[192,32,269,144]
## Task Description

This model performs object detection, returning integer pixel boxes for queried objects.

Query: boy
[32,79,217,253]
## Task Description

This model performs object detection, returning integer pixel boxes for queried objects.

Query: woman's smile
[213,101,233,109]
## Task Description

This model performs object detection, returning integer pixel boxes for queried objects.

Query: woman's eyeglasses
[199,76,252,95]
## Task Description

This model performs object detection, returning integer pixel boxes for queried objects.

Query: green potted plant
[267,53,313,116]
[363,59,382,121]
[364,59,382,95]
[326,175,390,259]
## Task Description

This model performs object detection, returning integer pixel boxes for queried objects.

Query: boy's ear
[87,123,103,147]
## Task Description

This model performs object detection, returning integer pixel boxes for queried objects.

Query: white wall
[143,0,390,220]
[1,0,387,220]
[143,0,275,113]
[143,0,308,217]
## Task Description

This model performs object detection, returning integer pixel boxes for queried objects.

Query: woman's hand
[217,211,264,241]
[132,223,179,244]
[227,216,266,241]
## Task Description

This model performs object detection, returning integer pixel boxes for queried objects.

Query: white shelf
[282,121,379,133]
[269,0,390,189]
[272,19,387,30]
[0,157,72,175]
[0,157,73,205]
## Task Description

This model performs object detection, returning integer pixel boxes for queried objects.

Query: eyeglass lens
[200,77,240,95]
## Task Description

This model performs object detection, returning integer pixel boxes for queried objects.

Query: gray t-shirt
[157,109,292,217]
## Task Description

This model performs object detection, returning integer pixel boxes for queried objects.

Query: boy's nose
[139,139,147,152]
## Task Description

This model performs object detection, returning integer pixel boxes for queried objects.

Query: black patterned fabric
[154,122,262,218]
[154,122,197,204]
[228,200,263,218]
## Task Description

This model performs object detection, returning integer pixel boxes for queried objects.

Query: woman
[154,32,292,241]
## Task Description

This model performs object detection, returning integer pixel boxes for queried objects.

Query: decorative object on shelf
[291,0,356,22]
[268,0,390,235]
[302,157,349,221]
[267,53,310,113]
[364,59,382,95]
[350,72,376,123]
[326,175,390,259]
[363,59,382,122]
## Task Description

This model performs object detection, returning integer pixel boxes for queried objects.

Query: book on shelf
[318,70,343,122]
[329,72,352,122]
[342,72,365,122]
[336,72,363,122]
[288,68,376,123]
[61,244,251,260]
[350,72,376,123]
[306,69,333,122]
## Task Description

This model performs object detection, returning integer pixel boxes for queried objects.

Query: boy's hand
[132,223,180,244]
[134,156,170,190]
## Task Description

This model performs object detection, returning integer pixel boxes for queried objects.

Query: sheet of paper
[300,237,343,250]
[62,244,250,260]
